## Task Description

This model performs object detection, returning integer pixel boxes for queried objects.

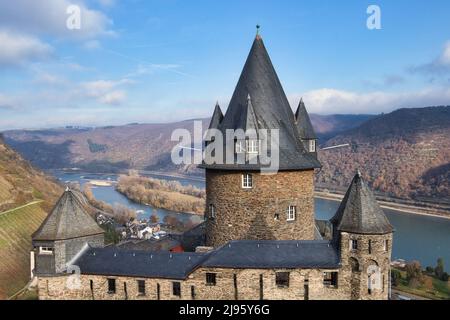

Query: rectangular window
[137,280,146,296]
[323,272,338,288]
[247,139,259,154]
[209,204,216,219]
[384,240,389,252]
[242,174,253,189]
[107,278,116,294]
[39,247,54,255]
[309,140,316,152]
[235,140,245,153]
[287,206,296,221]
[206,273,217,286]
[275,272,290,288]
[172,282,181,297]
[350,239,358,251]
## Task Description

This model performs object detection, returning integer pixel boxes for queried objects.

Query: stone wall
[205,170,315,247]
[37,266,362,300]
[339,232,393,300]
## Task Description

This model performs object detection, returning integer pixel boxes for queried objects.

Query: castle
[31,33,394,300]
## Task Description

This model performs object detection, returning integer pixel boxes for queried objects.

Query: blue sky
[1,0,450,130]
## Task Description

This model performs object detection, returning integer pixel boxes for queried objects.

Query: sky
[0,0,450,130]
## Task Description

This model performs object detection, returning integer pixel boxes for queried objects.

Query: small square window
[276,272,290,288]
[206,273,216,286]
[323,272,338,288]
[172,282,181,297]
[39,247,54,255]
[287,206,296,221]
[107,278,116,294]
[137,280,146,296]
[242,174,253,189]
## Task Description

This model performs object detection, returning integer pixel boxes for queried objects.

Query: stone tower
[200,34,321,247]
[331,172,394,300]
[31,189,104,275]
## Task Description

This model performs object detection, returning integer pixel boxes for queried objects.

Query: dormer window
[235,140,246,154]
[308,140,316,153]
[242,174,253,189]
[247,139,259,154]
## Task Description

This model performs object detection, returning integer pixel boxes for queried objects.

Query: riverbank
[315,191,450,220]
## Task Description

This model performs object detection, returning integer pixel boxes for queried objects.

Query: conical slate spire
[331,172,394,235]
[202,35,321,170]
[208,102,224,130]
[295,99,317,140]
[32,189,104,241]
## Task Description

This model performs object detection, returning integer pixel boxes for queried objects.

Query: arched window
[367,260,380,295]
[349,257,360,272]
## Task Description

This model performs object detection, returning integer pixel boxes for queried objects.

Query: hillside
[0,137,62,299]
[2,114,371,175]
[316,106,450,205]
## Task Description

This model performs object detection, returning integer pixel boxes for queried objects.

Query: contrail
[320,143,350,151]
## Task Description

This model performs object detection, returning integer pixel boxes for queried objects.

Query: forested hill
[316,106,450,204]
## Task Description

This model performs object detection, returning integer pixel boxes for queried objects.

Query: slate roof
[331,172,394,235]
[75,246,207,280]
[73,240,340,279]
[208,102,224,130]
[32,189,104,241]
[201,35,321,171]
[295,99,317,140]
[202,240,339,269]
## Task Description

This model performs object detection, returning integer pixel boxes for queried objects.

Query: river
[51,170,450,271]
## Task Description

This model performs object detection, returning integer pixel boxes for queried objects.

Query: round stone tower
[331,172,394,300]
[200,34,321,247]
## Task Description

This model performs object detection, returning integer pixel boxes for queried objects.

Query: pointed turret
[331,172,394,235]
[203,34,321,170]
[32,189,104,275]
[32,189,104,241]
[295,99,317,154]
[295,99,317,140]
[208,102,224,130]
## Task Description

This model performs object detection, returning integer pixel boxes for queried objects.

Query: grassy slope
[0,139,63,299]
[0,203,47,299]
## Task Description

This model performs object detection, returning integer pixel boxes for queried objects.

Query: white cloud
[98,90,126,105]
[0,0,115,40]
[81,79,132,105]
[410,41,450,75]
[0,30,53,67]
[290,87,450,114]
[0,93,18,109]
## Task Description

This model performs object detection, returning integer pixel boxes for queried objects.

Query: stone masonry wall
[205,170,315,247]
[37,266,363,300]
[339,232,393,300]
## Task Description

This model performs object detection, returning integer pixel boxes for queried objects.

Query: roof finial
[356,169,361,177]
[65,185,70,192]
[247,93,251,102]
[256,24,261,38]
